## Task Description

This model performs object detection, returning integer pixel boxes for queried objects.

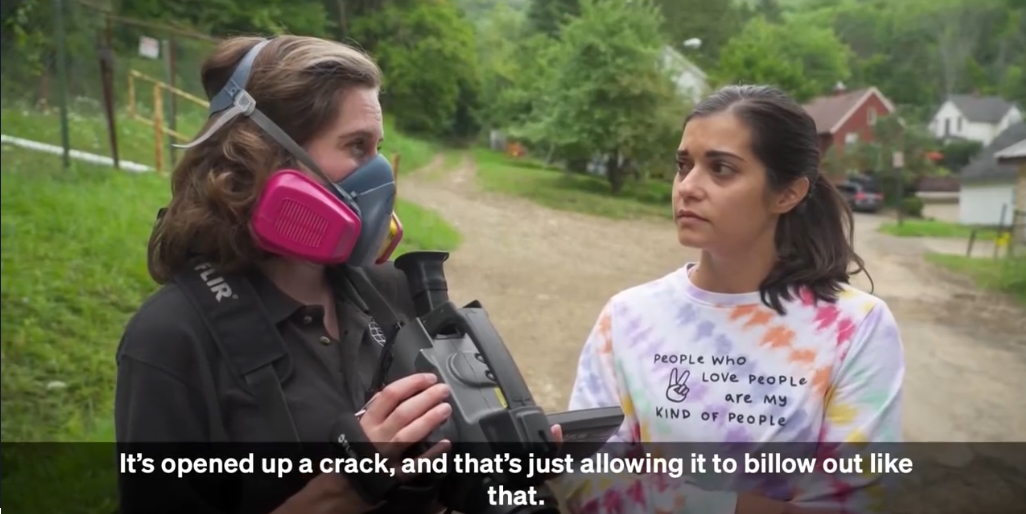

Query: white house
[929,94,1022,147]
[659,46,708,105]
[958,121,1026,226]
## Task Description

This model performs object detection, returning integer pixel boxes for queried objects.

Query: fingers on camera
[389,386,452,445]
[365,373,438,423]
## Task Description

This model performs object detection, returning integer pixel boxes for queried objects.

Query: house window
[845,132,859,145]
[945,119,950,136]
[957,117,963,132]
[868,107,877,125]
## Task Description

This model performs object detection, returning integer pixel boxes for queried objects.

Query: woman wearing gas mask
[559,85,905,514]
[115,35,558,514]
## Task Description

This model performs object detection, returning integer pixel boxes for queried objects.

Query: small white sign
[892,151,905,168]
[139,36,160,59]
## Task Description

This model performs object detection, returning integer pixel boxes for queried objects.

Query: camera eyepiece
[394,251,451,317]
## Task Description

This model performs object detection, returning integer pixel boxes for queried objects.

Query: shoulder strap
[173,263,300,443]
[344,264,413,402]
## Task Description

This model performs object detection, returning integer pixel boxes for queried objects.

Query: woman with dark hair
[557,85,904,514]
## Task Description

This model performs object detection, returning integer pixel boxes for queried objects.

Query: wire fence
[964,207,1026,259]
[2,0,220,172]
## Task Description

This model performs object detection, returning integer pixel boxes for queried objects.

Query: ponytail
[760,173,868,315]
[684,85,870,315]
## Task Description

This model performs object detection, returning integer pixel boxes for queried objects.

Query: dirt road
[400,154,1026,443]
[847,215,1026,443]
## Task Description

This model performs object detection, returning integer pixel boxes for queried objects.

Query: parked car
[836,179,884,213]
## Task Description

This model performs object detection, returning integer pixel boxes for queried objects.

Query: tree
[350,0,481,138]
[514,0,682,194]
[794,0,1022,111]
[940,139,983,172]
[753,0,783,22]
[115,0,331,37]
[716,16,852,102]
[473,4,531,130]
[3,0,53,108]
[651,0,746,68]
[526,0,580,38]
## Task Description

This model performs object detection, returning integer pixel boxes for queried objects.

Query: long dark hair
[685,84,871,315]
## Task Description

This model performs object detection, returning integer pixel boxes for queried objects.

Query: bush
[900,196,925,217]
[941,139,984,170]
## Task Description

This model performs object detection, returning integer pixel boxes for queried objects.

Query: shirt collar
[246,265,371,325]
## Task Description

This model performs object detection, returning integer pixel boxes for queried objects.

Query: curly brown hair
[146,35,383,284]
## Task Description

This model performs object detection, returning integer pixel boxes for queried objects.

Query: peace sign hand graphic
[666,368,690,403]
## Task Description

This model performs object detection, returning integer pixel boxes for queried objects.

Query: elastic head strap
[208,38,272,115]
[172,38,358,211]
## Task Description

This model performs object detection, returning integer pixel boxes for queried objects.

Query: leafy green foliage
[651,0,749,68]
[716,16,852,103]
[507,0,684,193]
[114,0,332,37]
[526,0,580,37]
[940,139,985,171]
[790,0,1026,109]
[351,0,481,139]
[900,196,926,217]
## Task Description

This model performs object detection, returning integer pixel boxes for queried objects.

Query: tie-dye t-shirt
[553,263,904,514]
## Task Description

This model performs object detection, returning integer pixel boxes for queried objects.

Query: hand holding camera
[358,372,454,472]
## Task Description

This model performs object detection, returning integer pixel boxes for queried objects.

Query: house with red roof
[802,83,897,160]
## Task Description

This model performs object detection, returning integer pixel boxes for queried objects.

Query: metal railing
[125,69,208,174]
[964,207,1025,259]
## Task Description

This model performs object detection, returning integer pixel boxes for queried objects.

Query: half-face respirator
[174,38,403,266]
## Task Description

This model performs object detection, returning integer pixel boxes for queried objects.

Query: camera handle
[420,302,556,454]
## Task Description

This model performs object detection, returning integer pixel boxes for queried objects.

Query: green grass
[1,106,189,169]
[925,253,1026,305]
[1,443,121,514]
[2,108,445,176]
[879,218,998,240]
[471,149,673,220]
[394,200,462,252]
